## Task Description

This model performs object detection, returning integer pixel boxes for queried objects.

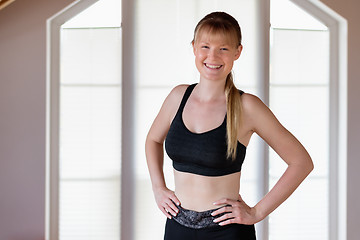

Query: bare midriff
[174,169,241,212]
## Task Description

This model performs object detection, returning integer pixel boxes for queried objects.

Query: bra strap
[178,84,243,113]
[178,83,197,113]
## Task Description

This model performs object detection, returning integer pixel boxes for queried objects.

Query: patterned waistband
[172,205,226,229]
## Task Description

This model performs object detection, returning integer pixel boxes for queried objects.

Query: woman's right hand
[153,186,181,219]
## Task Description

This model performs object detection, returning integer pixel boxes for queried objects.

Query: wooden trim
[0,0,16,11]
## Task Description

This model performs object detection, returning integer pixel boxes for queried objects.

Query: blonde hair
[192,12,243,160]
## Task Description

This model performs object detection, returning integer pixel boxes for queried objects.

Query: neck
[195,79,226,102]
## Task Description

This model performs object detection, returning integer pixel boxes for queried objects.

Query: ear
[234,45,243,60]
[192,41,196,55]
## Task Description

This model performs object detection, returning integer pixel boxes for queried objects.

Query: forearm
[254,160,313,222]
[145,136,181,217]
[145,138,167,190]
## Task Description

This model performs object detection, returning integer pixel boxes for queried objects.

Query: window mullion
[256,1,270,240]
[121,0,135,239]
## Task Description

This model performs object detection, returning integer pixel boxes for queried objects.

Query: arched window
[46,0,121,239]
[268,1,347,239]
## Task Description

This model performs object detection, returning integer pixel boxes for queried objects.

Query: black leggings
[164,218,256,240]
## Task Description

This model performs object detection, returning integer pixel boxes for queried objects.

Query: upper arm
[242,93,312,167]
[146,84,188,144]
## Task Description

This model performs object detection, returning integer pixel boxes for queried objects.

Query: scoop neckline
[180,113,226,135]
[179,83,246,149]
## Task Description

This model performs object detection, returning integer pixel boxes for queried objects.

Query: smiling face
[193,30,242,83]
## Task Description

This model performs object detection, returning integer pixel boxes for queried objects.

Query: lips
[204,63,222,69]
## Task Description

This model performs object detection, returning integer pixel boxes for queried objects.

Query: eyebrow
[199,41,230,46]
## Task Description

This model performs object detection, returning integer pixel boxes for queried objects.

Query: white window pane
[135,87,172,178]
[271,0,327,30]
[134,89,176,240]
[62,0,121,28]
[216,0,260,88]
[269,0,330,234]
[269,86,329,239]
[269,3,330,239]
[240,134,263,206]
[134,1,261,239]
[135,0,259,89]
[60,87,121,179]
[135,178,168,240]
[269,178,328,240]
[58,1,121,239]
[271,29,329,85]
[269,86,329,177]
[135,0,196,87]
[59,180,120,240]
[61,28,121,85]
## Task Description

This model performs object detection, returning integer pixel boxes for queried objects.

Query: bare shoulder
[240,92,312,169]
[163,84,189,110]
[240,92,278,133]
[241,93,268,115]
[159,84,189,123]
[147,84,190,143]
[166,84,189,103]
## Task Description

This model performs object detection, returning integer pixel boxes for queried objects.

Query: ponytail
[225,72,242,160]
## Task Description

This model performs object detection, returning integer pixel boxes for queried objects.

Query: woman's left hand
[211,194,261,226]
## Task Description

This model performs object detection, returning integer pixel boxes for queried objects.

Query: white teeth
[205,64,222,69]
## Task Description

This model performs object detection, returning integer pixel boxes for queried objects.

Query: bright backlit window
[58,0,121,239]
[269,0,329,239]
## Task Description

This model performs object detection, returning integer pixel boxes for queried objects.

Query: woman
[145,11,313,240]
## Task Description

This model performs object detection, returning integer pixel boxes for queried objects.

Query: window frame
[289,2,347,239]
[46,1,102,239]
[266,1,347,239]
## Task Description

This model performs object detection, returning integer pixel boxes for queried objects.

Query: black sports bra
[165,84,246,177]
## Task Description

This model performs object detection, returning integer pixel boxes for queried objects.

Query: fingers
[218,218,236,226]
[211,206,232,217]
[211,199,251,226]
[211,200,256,226]
[170,194,181,206]
[211,205,236,226]
[160,202,176,219]
[163,198,179,218]
[156,189,181,219]
[166,192,181,216]
[213,212,233,224]
[160,206,172,219]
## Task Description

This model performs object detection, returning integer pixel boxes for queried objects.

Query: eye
[201,45,210,49]
[220,48,229,51]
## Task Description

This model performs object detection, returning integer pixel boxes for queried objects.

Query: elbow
[291,156,314,177]
[305,157,314,176]
[300,150,314,175]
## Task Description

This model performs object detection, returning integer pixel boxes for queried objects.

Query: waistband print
[173,205,227,229]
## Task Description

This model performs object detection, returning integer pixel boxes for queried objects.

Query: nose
[207,49,220,59]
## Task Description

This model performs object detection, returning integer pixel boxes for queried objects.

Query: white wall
[0,0,359,239]
[0,1,74,239]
